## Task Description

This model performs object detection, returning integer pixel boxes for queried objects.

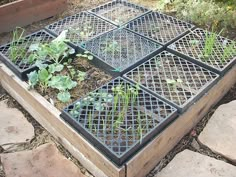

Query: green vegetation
[9,27,25,63]
[27,30,94,103]
[157,0,236,31]
[69,83,145,142]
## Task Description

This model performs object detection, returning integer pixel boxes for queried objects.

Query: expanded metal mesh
[0,30,54,71]
[124,51,219,108]
[46,11,116,45]
[168,28,236,72]
[89,0,150,25]
[62,77,176,163]
[83,28,161,72]
[126,11,194,45]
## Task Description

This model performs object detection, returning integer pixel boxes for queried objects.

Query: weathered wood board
[0,0,67,33]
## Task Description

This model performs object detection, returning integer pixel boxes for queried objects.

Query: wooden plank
[126,65,236,177]
[0,0,67,33]
[0,62,126,177]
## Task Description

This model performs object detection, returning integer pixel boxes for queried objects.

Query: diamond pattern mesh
[46,11,116,45]
[169,28,236,71]
[126,12,193,45]
[0,30,54,71]
[90,0,149,25]
[62,77,176,158]
[124,51,219,107]
[84,28,161,71]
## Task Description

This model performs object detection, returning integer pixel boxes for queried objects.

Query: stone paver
[0,101,34,149]
[157,150,236,177]
[198,100,236,163]
[0,143,85,177]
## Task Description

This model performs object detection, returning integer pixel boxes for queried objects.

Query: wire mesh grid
[0,30,54,71]
[168,28,236,73]
[126,11,194,45]
[124,51,219,110]
[83,28,162,73]
[89,0,150,26]
[45,11,116,46]
[61,77,177,165]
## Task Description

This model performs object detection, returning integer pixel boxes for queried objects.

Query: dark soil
[0,0,16,6]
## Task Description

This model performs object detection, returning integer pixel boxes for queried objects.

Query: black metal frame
[81,28,164,77]
[0,30,56,81]
[61,77,178,166]
[45,11,117,49]
[126,11,195,47]
[123,50,220,112]
[89,0,151,26]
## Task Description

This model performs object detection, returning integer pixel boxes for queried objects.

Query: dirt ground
[0,0,236,177]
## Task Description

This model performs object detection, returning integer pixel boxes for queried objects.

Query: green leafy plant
[9,27,26,63]
[103,40,121,53]
[68,23,94,40]
[27,30,78,103]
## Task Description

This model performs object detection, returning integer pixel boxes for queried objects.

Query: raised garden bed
[0,0,236,176]
[89,0,150,26]
[126,11,194,46]
[124,51,219,111]
[61,77,177,166]
[168,28,236,74]
[0,0,67,33]
[45,11,116,48]
[0,30,56,80]
[83,28,163,76]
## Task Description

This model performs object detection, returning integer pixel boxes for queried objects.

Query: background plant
[156,0,236,33]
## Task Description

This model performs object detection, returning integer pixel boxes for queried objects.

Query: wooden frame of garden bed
[0,0,67,33]
[0,60,235,177]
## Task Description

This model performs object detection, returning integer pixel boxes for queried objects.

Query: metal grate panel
[124,51,219,111]
[168,28,236,73]
[89,0,150,26]
[0,30,55,80]
[45,11,116,46]
[126,11,194,45]
[61,77,177,166]
[83,28,162,75]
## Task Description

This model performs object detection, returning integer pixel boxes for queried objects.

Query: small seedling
[166,78,183,90]
[103,40,120,53]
